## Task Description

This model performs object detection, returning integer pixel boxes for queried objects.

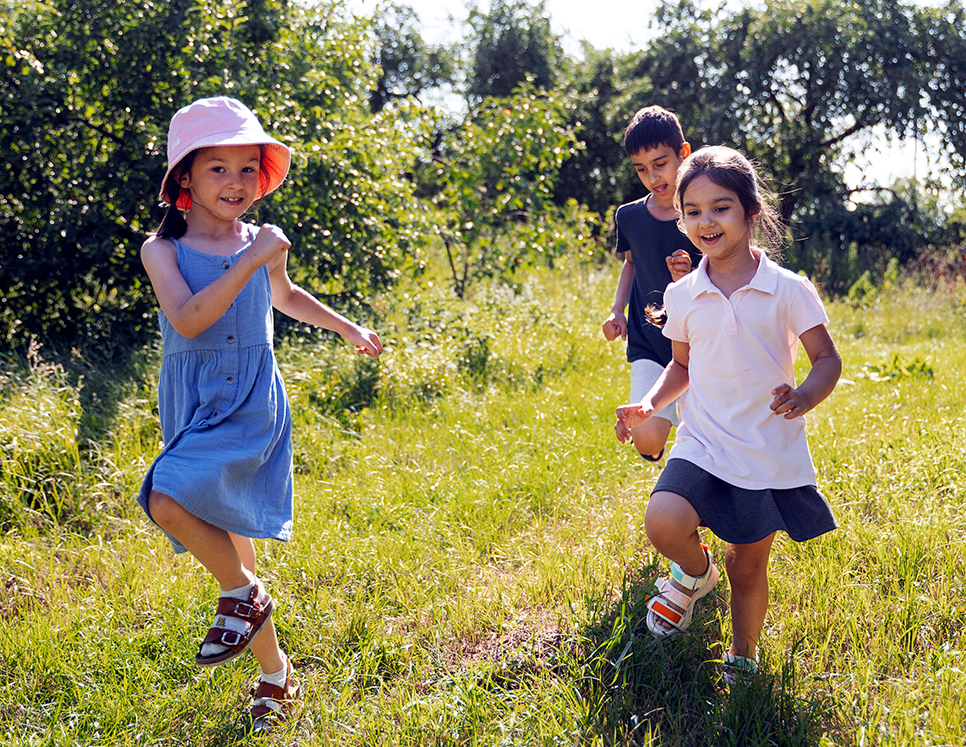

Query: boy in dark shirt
[602,106,699,461]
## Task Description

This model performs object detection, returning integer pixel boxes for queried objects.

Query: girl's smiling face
[681,174,755,262]
[180,145,261,220]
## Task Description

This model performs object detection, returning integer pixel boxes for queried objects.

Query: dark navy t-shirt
[615,196,700,365]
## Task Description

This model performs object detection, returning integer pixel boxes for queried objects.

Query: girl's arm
[770,324,841,419]
[267,249,382,356]
[615,340,690,442]
[602,252,634,341]
[141,225,290,339]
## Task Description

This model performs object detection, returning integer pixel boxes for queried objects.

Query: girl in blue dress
[138,96,382,730]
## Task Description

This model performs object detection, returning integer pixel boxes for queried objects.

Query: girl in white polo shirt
[616,146,841,681]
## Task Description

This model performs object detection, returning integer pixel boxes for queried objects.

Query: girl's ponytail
[645,303,668,329]
[154,151,199,239]
[156,204,188,239]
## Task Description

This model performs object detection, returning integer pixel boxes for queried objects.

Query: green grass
[2,261,966,745]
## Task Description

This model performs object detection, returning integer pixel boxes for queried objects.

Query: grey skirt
[651,458,837,545]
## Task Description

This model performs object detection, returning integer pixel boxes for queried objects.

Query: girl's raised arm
[616,340,690,440]
[140,232,280,339]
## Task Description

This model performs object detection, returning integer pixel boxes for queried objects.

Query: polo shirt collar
[688,249,779,299]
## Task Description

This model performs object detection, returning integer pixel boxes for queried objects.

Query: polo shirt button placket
[721,296,739,336]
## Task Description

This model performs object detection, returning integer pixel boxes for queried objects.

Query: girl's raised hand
[615,402,653,443]
[770,383,810,419]
[249,224,291,267]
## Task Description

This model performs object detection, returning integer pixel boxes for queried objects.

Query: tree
[0,0,195,350]
[619,0,966,290]
[552,45,639,220]
[367,2,455,113]
[420,84,578,297]
[463,0,563,105]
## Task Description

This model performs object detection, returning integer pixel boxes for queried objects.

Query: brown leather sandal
[194,580,274,667]
[247,660,301,734]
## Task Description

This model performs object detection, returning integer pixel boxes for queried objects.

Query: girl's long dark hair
[155,150,201,239]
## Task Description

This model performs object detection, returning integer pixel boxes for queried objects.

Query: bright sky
[344,0,935,189]
[347,0,663,54]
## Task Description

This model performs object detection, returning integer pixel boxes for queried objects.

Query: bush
[0,349,84,528]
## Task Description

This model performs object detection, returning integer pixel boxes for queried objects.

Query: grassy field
[2,257,965,746]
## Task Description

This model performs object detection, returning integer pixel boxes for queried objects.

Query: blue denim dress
[138,233,293,553]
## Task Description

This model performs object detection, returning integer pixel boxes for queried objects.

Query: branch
[766,90,790,125]
[69,115,126,146]
[440,232,465,299]
[846,185,899,201]
[819,117,869,150]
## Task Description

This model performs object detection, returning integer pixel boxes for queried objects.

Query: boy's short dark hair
[623,105,686,156]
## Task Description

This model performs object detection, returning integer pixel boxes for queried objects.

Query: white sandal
[722,652,759,684]
[646,544,720,638]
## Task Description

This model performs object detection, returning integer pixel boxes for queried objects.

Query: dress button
[222,261,230,269]
[227,377,234,384]
[227,336,235,343]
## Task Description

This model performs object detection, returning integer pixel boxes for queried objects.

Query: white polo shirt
[663,252,829,490]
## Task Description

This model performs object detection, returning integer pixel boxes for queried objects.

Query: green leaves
[421,83,581,296]
[464,0,563,104]
[859,353,934,382]
[615,0,966,294]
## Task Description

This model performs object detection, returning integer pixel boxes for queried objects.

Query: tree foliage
[552,46,639,219]
[419,84,580,297]
[4,0,966,354]
[463,0,562,104]
[569,0,966,292]
[367,1,455,113]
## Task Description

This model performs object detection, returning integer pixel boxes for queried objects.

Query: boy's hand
[602,311,628,341]
[770,383,811,419]
[666,249,693,282]
[615,402,653,442]
[250,224,291,267]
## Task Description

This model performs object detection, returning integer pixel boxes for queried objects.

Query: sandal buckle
[233,601,256,618]
[219,630,244,646]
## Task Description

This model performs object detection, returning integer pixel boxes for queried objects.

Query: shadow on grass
[579,572,847,746]
[0,338,158,532]
[60,341,160,448]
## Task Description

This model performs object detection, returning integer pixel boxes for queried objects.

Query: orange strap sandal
[646,545,719,638]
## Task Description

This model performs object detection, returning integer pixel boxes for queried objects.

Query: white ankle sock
[200,579,260,658]
[222,581,255,599]
[260,655,290,687]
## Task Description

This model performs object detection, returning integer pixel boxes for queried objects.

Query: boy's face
[630,142,691,209]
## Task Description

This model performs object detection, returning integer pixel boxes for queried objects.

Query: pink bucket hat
[159,97,291,211]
